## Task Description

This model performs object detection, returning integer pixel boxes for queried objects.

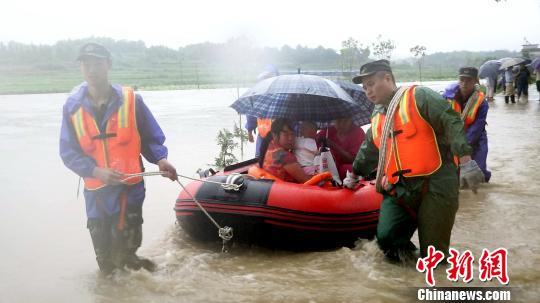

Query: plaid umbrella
[332,80,374,126]
[231,74,362,122]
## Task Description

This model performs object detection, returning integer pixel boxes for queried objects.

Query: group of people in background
[496,63,539,103]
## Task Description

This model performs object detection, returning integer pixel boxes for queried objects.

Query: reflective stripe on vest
[257,118,272,138]
[371,86,442,184]
[71,87,142,190]
[448,91,484,130]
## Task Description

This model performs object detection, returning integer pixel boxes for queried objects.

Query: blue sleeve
[59,104,96,177]
[245,115,257,132]
[136,95,168,164]
[466,100,488,146]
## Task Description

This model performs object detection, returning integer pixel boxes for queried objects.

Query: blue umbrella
[479,60,501,80]
[231,74,362,122]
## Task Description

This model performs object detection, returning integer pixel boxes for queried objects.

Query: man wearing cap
[443,67,491,182]
[60,42,178,274]
[343,60,484,262]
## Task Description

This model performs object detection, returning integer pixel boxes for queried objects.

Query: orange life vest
[71,87,143,190]
[448,91,484,130]
[257,118,272,138]
[371,86,442,184]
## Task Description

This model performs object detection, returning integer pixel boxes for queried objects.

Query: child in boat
[294,121,319,175]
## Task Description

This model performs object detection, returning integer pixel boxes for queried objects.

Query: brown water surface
[0,84,538,302]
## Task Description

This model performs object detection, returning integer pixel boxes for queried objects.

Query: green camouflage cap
[77,42,111,60]
[352,59,393,84]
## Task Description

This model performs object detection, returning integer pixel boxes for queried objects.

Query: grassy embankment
[0,64,458,95]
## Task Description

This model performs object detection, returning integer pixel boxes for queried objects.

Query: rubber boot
[383,241,418,264]
[504,96,509,104]
[112,204,157,272]
[511,95,516,103]
[124,253,157,272]
[87,218,116,274]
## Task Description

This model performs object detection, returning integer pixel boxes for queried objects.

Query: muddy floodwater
[0,83,538,302]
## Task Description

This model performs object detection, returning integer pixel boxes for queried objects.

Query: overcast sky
[2,0,539,58]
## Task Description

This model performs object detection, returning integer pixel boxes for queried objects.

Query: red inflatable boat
[175,161,383,250]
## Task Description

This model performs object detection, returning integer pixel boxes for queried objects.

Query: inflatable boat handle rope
[123,171,235,252]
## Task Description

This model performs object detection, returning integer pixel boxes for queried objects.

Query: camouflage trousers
[87,203,143,273]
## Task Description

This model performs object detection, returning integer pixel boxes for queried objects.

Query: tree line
[1,36,520,72]
[0,36,520,94]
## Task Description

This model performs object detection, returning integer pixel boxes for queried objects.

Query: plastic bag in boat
[315,147,342,184]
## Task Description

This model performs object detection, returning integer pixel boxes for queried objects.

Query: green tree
[214,128,238,168]
[357,44,371,66]
[410,45,426,82]
[372,35,396,60]
[213,122,248,168]
[341,37,359,72]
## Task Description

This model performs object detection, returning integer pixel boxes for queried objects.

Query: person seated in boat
[317,117,366,179]
[259,118,312,183]
[294,121,320,175]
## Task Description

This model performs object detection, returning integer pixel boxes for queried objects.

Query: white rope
[122,171,242,191]
[375,86,408,193]
[460,85,480,121]
[175,178,233,240]
[123,171,235,249]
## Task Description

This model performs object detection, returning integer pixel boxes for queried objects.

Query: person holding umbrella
[344,60,484,262]
[478,60,502,102]
[537,68,540,102]
[317,117,366,179]
[533,57,540,101]
[245,65,280,158]
[504,66,517,103]
[442,67,491,182]
[516,63,531,102]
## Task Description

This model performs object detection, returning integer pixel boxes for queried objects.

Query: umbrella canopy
[499,58,526,70]
[530,57,540,71]
[322,80,374,127]
[231,74,362,122]
[479,60,501,80]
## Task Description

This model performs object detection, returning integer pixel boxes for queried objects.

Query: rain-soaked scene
[1,1,540,303]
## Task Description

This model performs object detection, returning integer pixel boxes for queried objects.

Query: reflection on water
[0,84,539,302]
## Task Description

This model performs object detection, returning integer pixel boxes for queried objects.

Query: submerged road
[0,84,538,302]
